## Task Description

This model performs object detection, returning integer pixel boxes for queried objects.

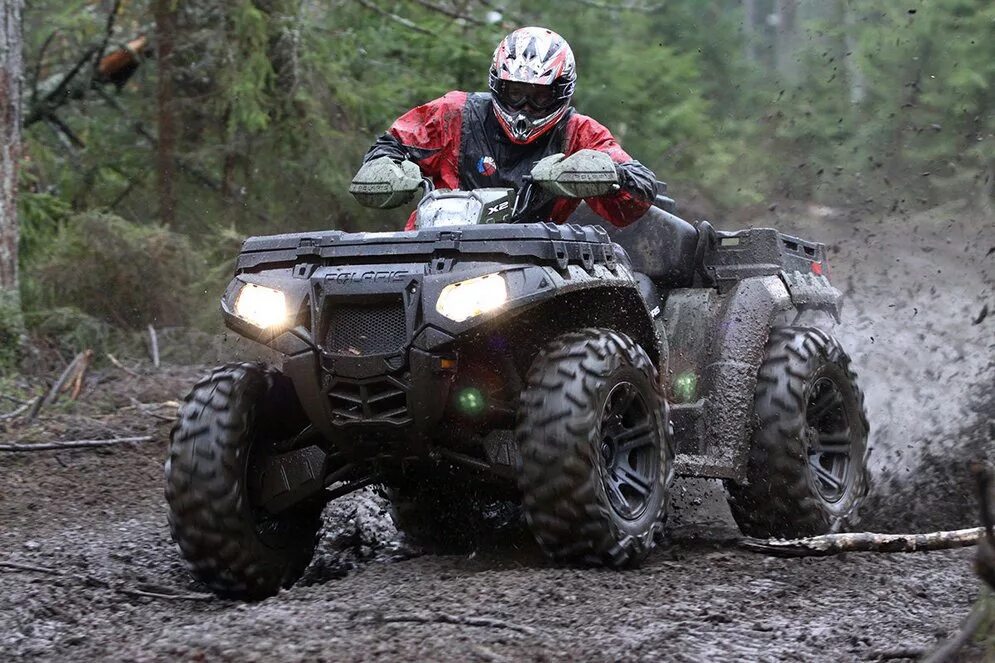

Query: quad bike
[165,149,870,598]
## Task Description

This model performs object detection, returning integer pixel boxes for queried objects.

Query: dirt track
[1,203,993,661]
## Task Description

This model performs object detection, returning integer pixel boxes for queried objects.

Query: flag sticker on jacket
[477,155,497,176]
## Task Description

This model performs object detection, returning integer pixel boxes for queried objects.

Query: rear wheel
[726,327,870,538]
[165,363,324,599]
[516,328,673,567]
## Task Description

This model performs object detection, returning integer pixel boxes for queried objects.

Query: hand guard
[529,149,620,199]
[349,157,424,209]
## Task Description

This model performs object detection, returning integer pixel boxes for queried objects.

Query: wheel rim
[804,376,854,503]
[599,381,658,520]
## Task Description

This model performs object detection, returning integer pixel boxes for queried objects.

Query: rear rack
[702,228,828,285]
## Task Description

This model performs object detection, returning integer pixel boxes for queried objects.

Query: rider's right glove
[349,156,423,209]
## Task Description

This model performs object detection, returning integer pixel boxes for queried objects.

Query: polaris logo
[487,201,510,215]
[328,270,408,284]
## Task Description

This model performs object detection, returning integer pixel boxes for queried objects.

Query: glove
[530,149,620,199]
[350,157,423,209]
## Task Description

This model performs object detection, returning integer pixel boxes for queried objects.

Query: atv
[165,150,870,598]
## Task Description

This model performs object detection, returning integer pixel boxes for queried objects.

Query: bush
[0,289,24,375]
[24,306,115,357]
[26,212,204,329]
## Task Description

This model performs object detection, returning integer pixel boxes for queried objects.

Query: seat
[570,202,700,288]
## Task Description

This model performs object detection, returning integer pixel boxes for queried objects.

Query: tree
[155,0,177,226]
[0,0,22,296]
[0,0,22,371]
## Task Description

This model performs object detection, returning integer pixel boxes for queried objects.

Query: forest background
[0,0,993,369]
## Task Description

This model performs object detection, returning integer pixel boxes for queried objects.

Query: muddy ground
[1,202,993,661]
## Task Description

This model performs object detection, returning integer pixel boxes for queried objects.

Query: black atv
[165,150,869,598]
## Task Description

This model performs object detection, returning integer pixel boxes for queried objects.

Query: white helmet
[488,27,576,144]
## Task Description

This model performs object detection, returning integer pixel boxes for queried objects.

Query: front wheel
[165,363,324,599]
[516,329,673,567]
[726,327,870,538]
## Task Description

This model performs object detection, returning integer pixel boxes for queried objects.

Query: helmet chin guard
[489,27,576,144]
[492,102,571,144]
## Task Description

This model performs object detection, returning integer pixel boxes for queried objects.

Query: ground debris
[0,560,213,602]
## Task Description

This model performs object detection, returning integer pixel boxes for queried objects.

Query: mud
[1,203,993,661]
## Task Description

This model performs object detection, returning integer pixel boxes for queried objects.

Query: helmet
[488,27,576,144]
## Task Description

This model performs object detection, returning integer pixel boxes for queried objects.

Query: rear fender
[663,276,793,479]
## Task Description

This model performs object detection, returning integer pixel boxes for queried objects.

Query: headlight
[234,283,287,329]
[436,273,508,323]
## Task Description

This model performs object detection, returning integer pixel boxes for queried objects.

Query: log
[740,528,984,557]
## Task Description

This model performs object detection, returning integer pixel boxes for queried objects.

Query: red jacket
[364,91,658,230]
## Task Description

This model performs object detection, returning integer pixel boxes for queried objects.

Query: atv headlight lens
[234,283,287,329]
[436,273,508,323]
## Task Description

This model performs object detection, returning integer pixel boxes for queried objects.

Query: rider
[355,26,659,230]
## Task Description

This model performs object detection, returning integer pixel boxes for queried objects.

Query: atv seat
[575,203,700,289]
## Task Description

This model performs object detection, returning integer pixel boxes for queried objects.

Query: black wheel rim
[599,382,658,520]
[804,376,853,503]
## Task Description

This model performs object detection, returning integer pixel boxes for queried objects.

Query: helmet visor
[497,81,560,113]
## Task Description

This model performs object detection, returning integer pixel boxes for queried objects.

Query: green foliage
[220,1,274,135]
[18,189,71,264]
[26,212,204,329]
[13,0,995,357]
[0,288,24,375]
[24,306,113,358]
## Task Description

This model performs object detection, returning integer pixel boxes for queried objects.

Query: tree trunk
[154,0,177,226]
[0,0,22,295]
[842,0,865,105]
[774,0,800,84]
[742,0,759,64]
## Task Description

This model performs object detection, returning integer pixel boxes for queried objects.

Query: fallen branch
[920,462,995,662]
[0,560,213,602]
[920,599,990,663]
[0,436,155,452]
[354,609,536,636]
[107,353,140,377]
[27,390,46,419]
[740,527,984,557]
[0,401,32,421]
[973,462,995,590]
